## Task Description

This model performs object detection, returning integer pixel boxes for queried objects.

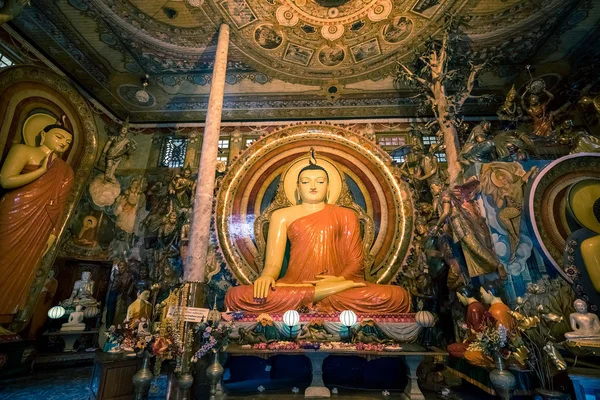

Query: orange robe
[0,156,74,316]
[225,204,410,314]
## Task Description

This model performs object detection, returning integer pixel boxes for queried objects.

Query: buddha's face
[297,169,328,204]
[574,299,588,314]
[82,271,91,281]
[43,128,72,154]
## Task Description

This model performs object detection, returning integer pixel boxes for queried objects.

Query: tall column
[185,24,230,283]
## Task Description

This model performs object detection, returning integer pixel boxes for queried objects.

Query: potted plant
[467,312,523,400]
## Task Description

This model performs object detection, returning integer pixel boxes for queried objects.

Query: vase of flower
[489,352,516,400]
[206,348,224,400]
[132,351,153,400]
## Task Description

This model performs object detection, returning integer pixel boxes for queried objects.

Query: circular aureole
[282,156,342,205]
[526,153,600,278]
[215,124,414,286]
[83,215,99,229]
[23,113,57,146]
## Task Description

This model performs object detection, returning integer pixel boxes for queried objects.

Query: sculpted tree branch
[394,22,488,185]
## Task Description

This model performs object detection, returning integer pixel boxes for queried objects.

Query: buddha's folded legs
[225,285,315,314]
[315,283,411,314]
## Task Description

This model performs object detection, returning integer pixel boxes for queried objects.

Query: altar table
[226,343,447,399]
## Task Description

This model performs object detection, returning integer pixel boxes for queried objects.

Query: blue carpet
[0,365,167,400]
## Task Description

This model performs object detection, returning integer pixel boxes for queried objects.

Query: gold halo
[282,155,343,205]
[83,215,98,229]
[568,179,600,234]
[491,168,512,188]
[23,113,57,146]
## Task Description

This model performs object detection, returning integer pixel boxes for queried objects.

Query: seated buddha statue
[225,150,411,314]
[62,271,98,307]
[565,299,600,340]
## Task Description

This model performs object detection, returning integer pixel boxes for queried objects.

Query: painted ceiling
[6,0,600,122]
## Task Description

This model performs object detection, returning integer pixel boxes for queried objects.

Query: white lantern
[339,310,357,327]
[283,310,300,327]
[415,311,435,328]
[47,305,66,319]
[83,306,99,319]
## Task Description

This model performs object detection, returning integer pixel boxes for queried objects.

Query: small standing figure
[497,85,523,130]
[521,82,555,137]
[565,299,600,340]
[102,118,137,183]
[169,166,196,211]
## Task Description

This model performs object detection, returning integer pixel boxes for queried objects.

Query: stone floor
[0,365,496,400]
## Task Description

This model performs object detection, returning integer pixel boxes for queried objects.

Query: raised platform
[226,343,446,399]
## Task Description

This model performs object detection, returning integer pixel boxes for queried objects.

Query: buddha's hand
[253,276,276,300]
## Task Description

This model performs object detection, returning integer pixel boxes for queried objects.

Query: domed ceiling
[5,0,599,122]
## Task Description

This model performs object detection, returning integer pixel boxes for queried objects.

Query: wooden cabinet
[88,352,142,400]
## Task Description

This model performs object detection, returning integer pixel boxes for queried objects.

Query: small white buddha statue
[60,305,86,332]
[62,271,98,307]
[565,299,600,341]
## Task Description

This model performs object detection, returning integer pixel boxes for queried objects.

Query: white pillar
[185,24,230,282]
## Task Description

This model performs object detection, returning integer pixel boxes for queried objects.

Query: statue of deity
[521,86,554,137]
[480,163,537,261]
[156,259,181,303]
[169,166,196,211]
[110,260,135,326]
[126,290,152,322]
[101,118,137,183]
[60,305,85,332]
[225,150,411,314]
[62,271,98,307]
[434,179,506,279]
[459,121,496,167]
[447,286,486,359]
[0,0,29,25]
[158,211,179,247]
[0,115,74,317]
[557,120,600,154]
[497,85,523,130]
[565,299,600,340]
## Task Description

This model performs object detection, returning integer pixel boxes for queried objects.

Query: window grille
[159,137,188,168]
[218,139,229,149]
[0,51,13,68]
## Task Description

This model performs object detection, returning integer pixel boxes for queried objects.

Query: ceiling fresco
[5,0,600,122]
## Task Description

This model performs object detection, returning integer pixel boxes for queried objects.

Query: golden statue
[521,85,554,137]
[497,85,523,128]
[126,290,153,322]
[557,120,600,154]
[225,149,411,314]
[0,114,74,317]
